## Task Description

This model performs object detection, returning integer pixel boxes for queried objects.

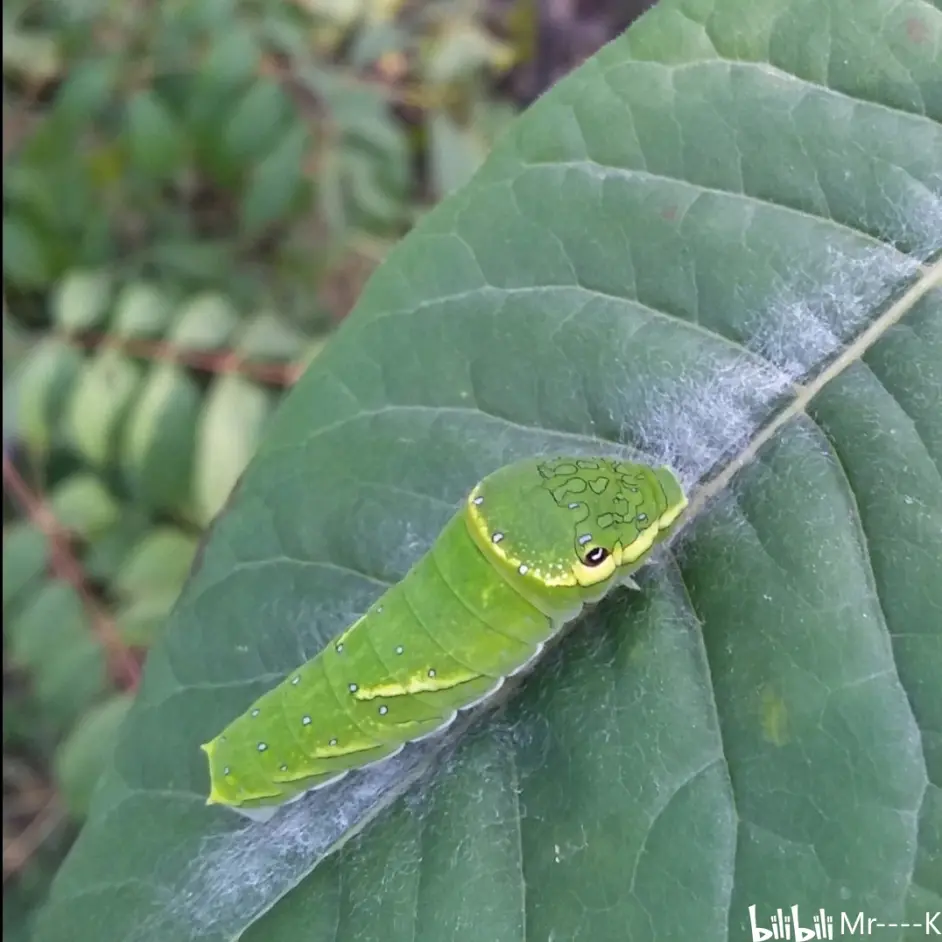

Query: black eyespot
[583,546,610,567]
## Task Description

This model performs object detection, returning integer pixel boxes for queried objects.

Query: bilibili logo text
[749,905,940,939]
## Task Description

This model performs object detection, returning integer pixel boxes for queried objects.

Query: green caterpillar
[201,456,688,820]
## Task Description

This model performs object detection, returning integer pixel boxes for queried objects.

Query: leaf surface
[35,1,942,940]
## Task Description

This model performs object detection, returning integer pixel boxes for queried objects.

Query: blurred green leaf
[159,0,237,33]
[125,91,186,180]
[167,293,239,352]
[236,311,309,362]
[197,25,260,92]
[113,527,198,601]
[66,349,142,466]
[2,303,30,374]
[53,269,113,332]
[148,241,234,284]
[35,637,109,731]
[240,125,311,238]
[472,100,517,147]
[345,149,406,225]
[50,57,121,129]
[114,591,179,647]
[186,30,261,182]
[306,0,366,29]
[2,27,61,85]
[111,282,174,340]
[120,362,200,512]
[193,373,272,525]
[3,215,55,287]
[3,523,50,609]
[4,166,62,233]
[427,109,485,197]
[222,79,294,166]
[347,22,409,69]
[55,693,135,818]
[318,147,348,232]
[12,338,83,453]
[48,473,120,540]
[83,510,153,582]
[6,580,106,727]
[424,21,513,85]
[298,69,410,233]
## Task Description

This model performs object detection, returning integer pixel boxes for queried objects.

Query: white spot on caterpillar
[492,532,504,543]
[348,683,358,693]
[472,495,483,505]
[518,564,529,575]
[336,643,344,653]
[376,606,383,614]
[578,534,592,545]
[279,764,288,772]
[291,676,300,685]
[637,513,648,522]
[302,715,311,726]
[395,645,404,655]
[568,502,580,509]
[257,743,267,752]
[378,705,389,715]
[328,738,337,746]
[251,709,260,717]
[427,668,436,678]
[223,767,230,776]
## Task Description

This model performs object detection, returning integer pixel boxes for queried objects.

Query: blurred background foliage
[2,0,654,937]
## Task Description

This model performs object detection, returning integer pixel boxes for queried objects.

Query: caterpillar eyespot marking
[200,456,688,817]
[584,546,610,567]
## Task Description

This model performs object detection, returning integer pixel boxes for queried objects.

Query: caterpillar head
[466,456,687,604]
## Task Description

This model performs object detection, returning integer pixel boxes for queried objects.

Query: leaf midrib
[686,258,942,523]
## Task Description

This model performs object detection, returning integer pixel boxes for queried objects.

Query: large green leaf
[36,1,941,940]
